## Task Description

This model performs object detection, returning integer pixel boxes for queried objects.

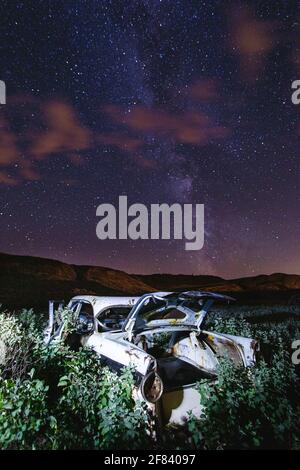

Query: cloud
[132,154,158,170]
[0,82,231,186]
[31,101,92,158]
[19,161,41,181]
[96,132,157,170]
[105,105,230,145]
[0,171,19,186]
[0,118,19,166]
[0,99,93,186]
[228,5,276,81]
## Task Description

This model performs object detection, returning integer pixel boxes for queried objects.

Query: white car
[44,291,259,426]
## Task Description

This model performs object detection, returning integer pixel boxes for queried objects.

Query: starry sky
[0,0,299,277]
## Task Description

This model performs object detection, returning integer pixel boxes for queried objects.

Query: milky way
[0,0,299,277]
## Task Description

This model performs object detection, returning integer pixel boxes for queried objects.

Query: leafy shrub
[206,313,300,358]
[0,309,151,449]
[0,374,53,449]
[0,311,39,380]
[187,352,300,449]
[0,307,300,450]
[51,349,150,449]
[184,313,300,449]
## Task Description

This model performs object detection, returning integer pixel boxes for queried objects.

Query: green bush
[206,313,300,358]
[0,309,151,449]
[0,307,299,450]
[52,350,150,449]
[0,375,52,449]
[186,351,300,450]
[181,314,300,450]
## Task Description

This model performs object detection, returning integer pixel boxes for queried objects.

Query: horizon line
[0,250,299,281]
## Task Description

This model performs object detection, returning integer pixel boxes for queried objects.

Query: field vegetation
[0,305,299,449]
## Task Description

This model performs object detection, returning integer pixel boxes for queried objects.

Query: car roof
[68,293,172,316]
[68,295,139,315]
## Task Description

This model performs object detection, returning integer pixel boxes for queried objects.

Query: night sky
[0,0,299,277]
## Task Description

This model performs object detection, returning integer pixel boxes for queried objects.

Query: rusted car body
[44,291,259,426]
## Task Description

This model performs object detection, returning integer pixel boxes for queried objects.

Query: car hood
[123,291,235,339]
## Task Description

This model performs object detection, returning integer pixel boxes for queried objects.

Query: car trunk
[133,325,253,426]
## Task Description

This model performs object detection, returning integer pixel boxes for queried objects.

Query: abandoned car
[44,291,259,425]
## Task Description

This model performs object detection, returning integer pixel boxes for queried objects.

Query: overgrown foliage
[0,306,299,449]
[0,309,150,449]
[185,313,300,450]
[188,353,300,449]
